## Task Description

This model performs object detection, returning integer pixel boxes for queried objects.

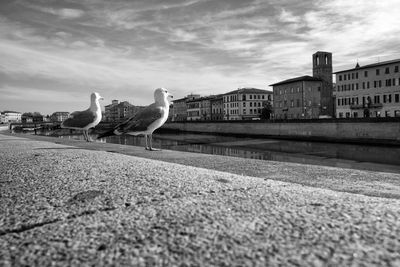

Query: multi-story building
[223,88,273,120]
[270,76,323,119]
[50,112,70,122]
[171,97,189,122]
[0,111,22,123]
[171,94,200,121]
[187,98,201,121]
[210,95,223,121]
[199,96,214,121]
[104,100,144,122]
[270,51,334,119]
[334,58,400,118]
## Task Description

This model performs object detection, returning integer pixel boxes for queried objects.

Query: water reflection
[53,131,400,174]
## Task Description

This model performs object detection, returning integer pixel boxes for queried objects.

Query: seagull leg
[148,134,161,151]
[83,130,88,141]
[144,134,150,150]
[87,129,93,142]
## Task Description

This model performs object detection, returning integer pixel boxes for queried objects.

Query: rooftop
[269,75,322,86]
[333,58,400,74]
[224,88,272,95]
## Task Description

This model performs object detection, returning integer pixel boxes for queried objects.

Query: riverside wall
[162,119,400,145]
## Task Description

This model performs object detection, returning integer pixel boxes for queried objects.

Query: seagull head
[91,92,104,102]
[154,88,172,104]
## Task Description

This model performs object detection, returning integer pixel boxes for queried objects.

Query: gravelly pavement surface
[0,133,400,266]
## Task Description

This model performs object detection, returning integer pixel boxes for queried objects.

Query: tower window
[316,55,320,65]
[325,55,328,64]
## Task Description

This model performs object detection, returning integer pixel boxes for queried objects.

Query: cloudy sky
[1,0,399,114]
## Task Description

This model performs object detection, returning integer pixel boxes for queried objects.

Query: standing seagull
[61,92,104,142]
[97,88,172,151]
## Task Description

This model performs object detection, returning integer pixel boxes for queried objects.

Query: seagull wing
[62,109,96,128]
[115,104,163,133]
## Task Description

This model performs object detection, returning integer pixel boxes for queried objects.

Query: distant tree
[33,112,43,117]
[22,112,33,117]
[261,101,273,120]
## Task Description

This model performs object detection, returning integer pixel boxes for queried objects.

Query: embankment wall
[162,120,400,145]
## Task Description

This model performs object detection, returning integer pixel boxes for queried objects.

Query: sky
[1,0,400,114]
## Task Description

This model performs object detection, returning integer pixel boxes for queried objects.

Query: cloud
[21,1,85,19]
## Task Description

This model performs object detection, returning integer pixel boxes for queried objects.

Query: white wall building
[334,59,400,118]
[0,111,22,123]
[223,88,273,120]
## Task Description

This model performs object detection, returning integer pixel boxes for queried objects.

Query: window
[385,67,390,74]
[356,83,359,90]
[250,95,252,99]
[347,74,350,80]
[344,75,347,80]
[383,95,387,103]
[262,95,265,99]
[243,102,246,107]
[250,102,252,107]
[362,82,365,89]
[367,81,370,88]
[352,73,354,79]
[395,66,399,73]
[395,94,399,103]
[389,94,392,103]
[376,69,380,75]
[379,80,382,87]
[364,71,368,77]
[351,84,354,90]
[356,72,358,79]
[338,99,341,106]
[339,75,342,81]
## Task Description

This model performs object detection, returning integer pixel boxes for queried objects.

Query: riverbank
[1,132,400,266]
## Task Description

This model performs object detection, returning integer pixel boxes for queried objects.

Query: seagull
[61,92,104,142]
[97,88,172,151]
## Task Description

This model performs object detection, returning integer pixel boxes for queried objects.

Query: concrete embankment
[1,133,400,266]
[162,119,400,145]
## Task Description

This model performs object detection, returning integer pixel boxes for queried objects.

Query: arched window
[325,55,328,64]
[316,55,320,65]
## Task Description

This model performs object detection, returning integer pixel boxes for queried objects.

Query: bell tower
[312,51,333,117]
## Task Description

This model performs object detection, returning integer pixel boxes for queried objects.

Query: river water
[51,130,400,174]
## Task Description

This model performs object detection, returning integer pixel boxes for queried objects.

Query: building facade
[187,98,201,121]
[270,51,334,119]
[171,94,200,121]
[0,111,22,123]
[270,76,323,119]
[50,112,70,122]
[210,95,223,121]
[171,97,189,122]
[223,88,273,120]
[334,59,400,118]
[104,100,144,122]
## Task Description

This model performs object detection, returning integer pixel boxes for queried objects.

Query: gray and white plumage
[61,92,104,142]
[97,88,172,151]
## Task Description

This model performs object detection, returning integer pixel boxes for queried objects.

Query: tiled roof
[269,75,322,86]
[224,88,272,95]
